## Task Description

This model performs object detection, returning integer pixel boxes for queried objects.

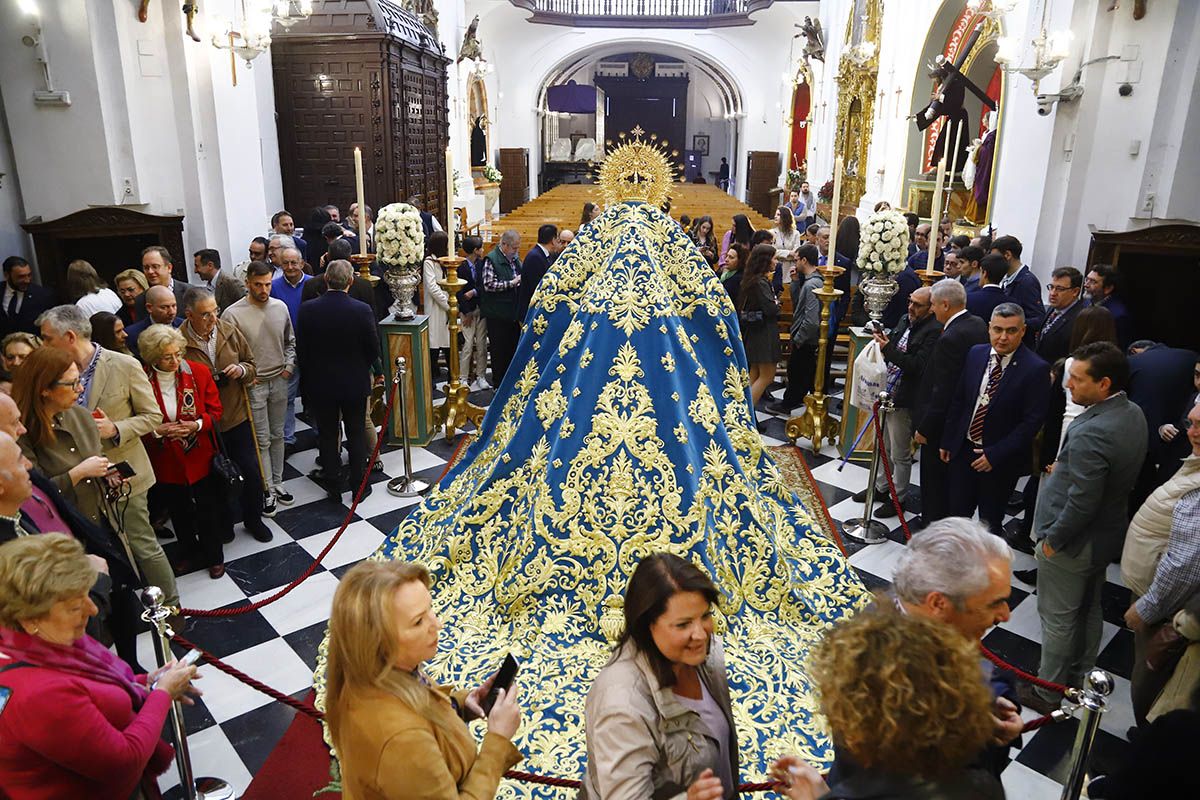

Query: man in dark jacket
[296,260,379,500]
[966,254,1010,323]
[859,287,941,517]
[1127,341,1200,505]
[479,230,523,387]
[1034,267,1084,364]
[914,279,989,523]
[990,235,1044,345]
[456,236,488,390]
[0,256,57,337]
[767,246,822,415]
[517,224,558,322]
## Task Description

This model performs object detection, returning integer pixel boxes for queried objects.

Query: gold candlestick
[431,256,485,437]
[918,269,945,287]
[787,265,844,448]
[350,253,380,286]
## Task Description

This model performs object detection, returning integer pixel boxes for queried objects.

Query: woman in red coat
[138,324,230,579]
[0,533,200,799]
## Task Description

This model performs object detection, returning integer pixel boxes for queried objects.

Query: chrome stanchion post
[1060,669,1114,800]
[843,391,892,545]
[140,588,234,800]
[387,356,431,497]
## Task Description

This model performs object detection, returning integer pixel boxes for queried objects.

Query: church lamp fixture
[209,3,274,70]
[995,28,1074,95]
[16,0,71,106]
[270,0,313,30]
[966,0,1018,20]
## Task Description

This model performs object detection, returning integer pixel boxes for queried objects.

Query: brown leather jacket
[181,318,256,432]
[329,682,521,800]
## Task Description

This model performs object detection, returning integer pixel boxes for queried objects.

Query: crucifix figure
[914,22,997,174]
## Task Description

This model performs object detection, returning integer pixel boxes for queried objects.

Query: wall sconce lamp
[17,1,71,106]
[995,28,1074,94]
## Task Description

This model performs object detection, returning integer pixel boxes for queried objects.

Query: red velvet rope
[177,379,398,618]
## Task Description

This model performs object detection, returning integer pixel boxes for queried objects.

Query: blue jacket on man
[1002,265,1045,342]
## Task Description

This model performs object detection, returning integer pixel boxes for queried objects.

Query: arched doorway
[535,43,744,194]
[467,75,490,169]
[903,2,1006,226]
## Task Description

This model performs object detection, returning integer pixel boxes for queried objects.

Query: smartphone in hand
[481,654,520,715]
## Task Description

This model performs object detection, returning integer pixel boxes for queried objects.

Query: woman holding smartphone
[11,346,118,530]
[325,560,524,799]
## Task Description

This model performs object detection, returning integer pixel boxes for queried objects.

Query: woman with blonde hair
[1,331,39,372]
[65,260,122,317]
[137,324,228,579]
[0,533,199,799]
[325,560,523,798]
[770,611,1002,800]
[114,268,149,326]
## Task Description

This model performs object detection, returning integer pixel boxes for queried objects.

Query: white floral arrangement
[374,203,424,266]
[857,209,911,276]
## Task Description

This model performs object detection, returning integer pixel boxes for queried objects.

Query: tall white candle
[446,146,455,239]
[354,146,367,256]
[830,155,843,257]
[945,123,965,223]
[926,132,951,274]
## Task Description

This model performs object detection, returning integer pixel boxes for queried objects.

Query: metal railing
[515,0,755,18]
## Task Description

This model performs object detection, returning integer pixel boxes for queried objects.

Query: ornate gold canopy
[833,0,882,207]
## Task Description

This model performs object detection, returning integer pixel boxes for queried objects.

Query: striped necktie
[968,354,1004,444]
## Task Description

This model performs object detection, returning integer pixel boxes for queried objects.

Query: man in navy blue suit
[0,256,58,337]
[1085,264,1133,350]
[296,260,379,501]
[882,223,941,329]
[942,303,1051,535]
[517,223,558,322]
[990,235,1044,344]
[966,254,1010,322]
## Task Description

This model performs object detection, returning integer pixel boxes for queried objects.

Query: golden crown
[596,126,680,207]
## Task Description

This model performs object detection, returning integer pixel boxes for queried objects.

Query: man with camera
[181,287,271,542]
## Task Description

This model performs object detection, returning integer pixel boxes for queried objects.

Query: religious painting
[692,134,710,156]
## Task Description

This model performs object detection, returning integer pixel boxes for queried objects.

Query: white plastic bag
[850,340,887,411]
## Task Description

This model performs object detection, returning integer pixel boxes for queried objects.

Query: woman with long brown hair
[739,244,781,406]
[325,560,523,798]
[690,215,718,267]
[11,347,114,529]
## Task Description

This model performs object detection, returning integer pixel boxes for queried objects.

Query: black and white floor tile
[144,376,1133,798]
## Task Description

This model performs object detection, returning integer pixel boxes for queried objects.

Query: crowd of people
[0,194,1196,799]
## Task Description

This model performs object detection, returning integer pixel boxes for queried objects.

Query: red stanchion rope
[868,402,1071,697]
[177,379,399,618]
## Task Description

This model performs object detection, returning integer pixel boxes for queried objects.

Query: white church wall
[0,0,127,224]
[992,0,1199,277]
[465,0,815,202]
[0,99,30,264]
[0,0,285,275]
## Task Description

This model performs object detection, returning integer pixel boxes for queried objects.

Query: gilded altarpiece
[833,0,882,208]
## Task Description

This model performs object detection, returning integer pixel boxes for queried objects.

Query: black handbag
[209,428,243,491]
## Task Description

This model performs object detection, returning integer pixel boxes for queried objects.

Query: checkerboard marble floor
[146,377,1135,798]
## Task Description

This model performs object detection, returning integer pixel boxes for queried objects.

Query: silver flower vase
[384,263,421,320]
[861,274,899,324]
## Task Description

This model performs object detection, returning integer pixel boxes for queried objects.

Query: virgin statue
[317,131,868,794]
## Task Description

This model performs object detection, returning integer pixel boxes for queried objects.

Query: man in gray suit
[1033,341,1148,706]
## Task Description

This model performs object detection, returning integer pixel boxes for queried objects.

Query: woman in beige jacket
[581,553,739,800]
[325,561,523,800]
